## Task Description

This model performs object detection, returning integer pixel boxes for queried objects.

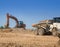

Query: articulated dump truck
[32,17,60,37]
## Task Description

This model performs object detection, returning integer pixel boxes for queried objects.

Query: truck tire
[37,28,45,35]
[52,27,58,36]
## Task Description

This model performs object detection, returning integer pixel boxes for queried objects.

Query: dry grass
[0,28,60,47]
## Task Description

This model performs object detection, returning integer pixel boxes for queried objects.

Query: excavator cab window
[53,17,60,23]
[19,21,24,25]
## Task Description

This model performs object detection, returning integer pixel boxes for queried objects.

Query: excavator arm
[6,13,19,28]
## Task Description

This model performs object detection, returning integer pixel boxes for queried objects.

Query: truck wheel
[37,28,45,35]
[52,27,57,36]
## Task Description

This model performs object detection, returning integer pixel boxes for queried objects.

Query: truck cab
[53,17,60,30]
[50,17,60,36]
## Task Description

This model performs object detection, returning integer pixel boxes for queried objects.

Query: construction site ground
[0,28,60,47]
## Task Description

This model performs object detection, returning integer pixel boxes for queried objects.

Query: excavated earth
[0,28,60,47]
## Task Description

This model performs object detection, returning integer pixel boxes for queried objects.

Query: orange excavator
[5,13,26,29]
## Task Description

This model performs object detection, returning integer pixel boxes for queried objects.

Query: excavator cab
[19,21,24,25]
[18,21,26,29]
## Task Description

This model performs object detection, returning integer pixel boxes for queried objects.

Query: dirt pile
[0,28,59,47]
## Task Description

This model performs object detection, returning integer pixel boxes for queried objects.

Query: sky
[0,0,60,29]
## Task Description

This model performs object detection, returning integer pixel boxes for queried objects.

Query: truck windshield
[53,17,60,23]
